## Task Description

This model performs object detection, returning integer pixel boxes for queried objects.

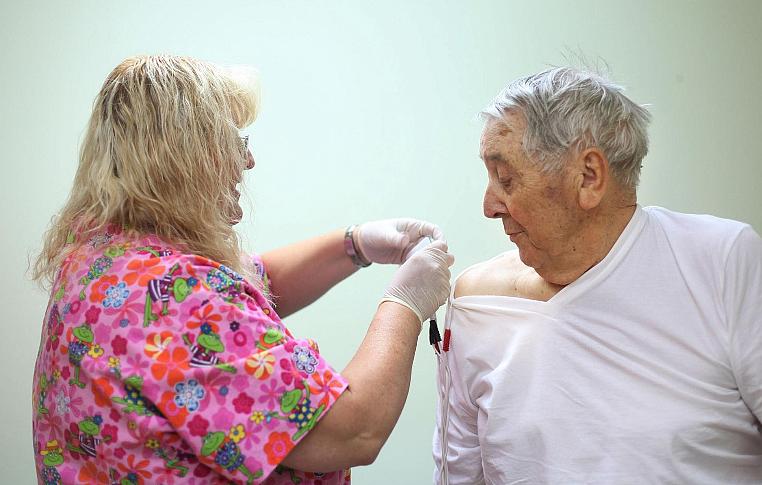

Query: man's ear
[576,147,609,210]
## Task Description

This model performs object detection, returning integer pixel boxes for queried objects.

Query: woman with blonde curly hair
[32,54,453,484]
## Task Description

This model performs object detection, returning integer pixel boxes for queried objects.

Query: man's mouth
[507,230,524,242]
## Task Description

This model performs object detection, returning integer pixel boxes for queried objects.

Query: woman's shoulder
[62,231,272,320]
[85,231,254,285]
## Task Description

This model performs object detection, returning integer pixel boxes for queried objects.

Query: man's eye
[499,178,512,189]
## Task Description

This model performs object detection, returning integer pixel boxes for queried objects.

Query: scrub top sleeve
[726,226,762,421]
[250,253,271,297]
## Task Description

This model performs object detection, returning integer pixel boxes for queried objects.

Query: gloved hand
[380,240,454,324]
[355,218,445,265]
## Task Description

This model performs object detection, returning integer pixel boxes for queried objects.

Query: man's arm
[433,274,489,485]
[726,226,762,418]
[433,336,485,484]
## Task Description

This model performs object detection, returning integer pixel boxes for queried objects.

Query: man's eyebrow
[481,152,507,163]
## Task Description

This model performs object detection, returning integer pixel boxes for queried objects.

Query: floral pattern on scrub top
[32,229,351,485]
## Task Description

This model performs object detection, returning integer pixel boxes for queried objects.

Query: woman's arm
[281,240,454,472]
[261,219,444,318]
[261,229,357,318]
[282,301,420,470]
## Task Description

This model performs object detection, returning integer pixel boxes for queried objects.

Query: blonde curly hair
[33,55,260,287]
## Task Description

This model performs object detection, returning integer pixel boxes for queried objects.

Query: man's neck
[539,198,637,286]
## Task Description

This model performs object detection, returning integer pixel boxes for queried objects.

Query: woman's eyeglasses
[239,135,249,154]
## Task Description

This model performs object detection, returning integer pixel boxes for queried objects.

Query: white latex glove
[355,218,445,265]
[380,240,454,324]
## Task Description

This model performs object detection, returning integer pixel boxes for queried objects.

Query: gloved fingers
[401,236,429,262]
[359,218,447,265]
[399,219,444,242]
[356,224,409,262]
[404,240,454,271]
[440,251,455,268]
[424,239,449,255]
[415,221,444,241]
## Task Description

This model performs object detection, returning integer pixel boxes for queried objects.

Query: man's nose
[483,186,506,219]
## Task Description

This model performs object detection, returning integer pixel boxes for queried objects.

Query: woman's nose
[245,150,255,170]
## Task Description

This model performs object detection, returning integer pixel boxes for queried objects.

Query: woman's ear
[576,147,609,210]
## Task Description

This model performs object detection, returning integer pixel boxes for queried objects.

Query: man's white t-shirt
[434,206,762,484]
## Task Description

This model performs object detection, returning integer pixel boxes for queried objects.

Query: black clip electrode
[429,317,442,353]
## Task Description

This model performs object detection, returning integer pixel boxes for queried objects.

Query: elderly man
[434,67,762,484]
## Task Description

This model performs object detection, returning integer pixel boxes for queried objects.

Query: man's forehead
[484,111,524,134]
[482,119,510,138]
[480,115,522,157]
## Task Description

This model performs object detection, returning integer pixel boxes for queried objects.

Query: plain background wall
[2,1,761,483]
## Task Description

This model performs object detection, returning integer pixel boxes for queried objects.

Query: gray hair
[482,67,651,190]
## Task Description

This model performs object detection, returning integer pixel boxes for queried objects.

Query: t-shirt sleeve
[433,297,485,484]
[136,256,349,483]
[726,225,762,420]
[432,356,484,485]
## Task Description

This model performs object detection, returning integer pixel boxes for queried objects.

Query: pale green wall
[2,1,761,483]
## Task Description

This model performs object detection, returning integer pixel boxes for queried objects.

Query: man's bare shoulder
[454,251,562,302]
[454,251,524,298]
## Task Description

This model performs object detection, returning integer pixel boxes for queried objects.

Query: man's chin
[515,245,537,269]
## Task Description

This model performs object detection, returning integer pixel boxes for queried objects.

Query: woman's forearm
[281,302,421,471]
[261,228,358,317]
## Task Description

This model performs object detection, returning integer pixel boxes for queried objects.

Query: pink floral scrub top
[32,229,350,485]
